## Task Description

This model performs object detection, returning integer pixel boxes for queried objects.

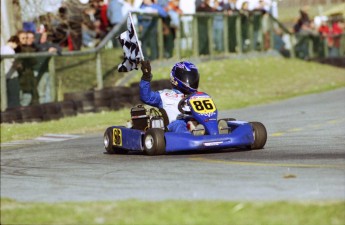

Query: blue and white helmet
[170,61,200,94]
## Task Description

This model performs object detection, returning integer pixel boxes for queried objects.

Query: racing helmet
[170,61,199,94]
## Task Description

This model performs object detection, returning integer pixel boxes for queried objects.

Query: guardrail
[1,11,344,112]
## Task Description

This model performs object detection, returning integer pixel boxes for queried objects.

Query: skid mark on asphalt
[189,157,345,169]
[1,134,80,148]
[270,118,345,137]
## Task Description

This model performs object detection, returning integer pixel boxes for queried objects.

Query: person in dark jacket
[16,31,39,106]
[34,31,62,103]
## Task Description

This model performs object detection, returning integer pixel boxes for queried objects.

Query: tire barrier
[0,79,171,124]
[311,57,345,69]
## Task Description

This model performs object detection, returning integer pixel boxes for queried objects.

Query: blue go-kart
[103,92,267,155]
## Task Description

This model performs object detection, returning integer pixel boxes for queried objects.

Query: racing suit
[139,79,189,133]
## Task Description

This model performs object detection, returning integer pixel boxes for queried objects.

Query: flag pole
[128,12,145,61]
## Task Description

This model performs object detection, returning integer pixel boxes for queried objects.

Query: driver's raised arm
[139,60,163,108]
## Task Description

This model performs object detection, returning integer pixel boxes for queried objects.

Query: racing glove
[141,60,152,82]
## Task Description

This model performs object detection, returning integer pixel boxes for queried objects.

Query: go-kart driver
[140,60,200,133]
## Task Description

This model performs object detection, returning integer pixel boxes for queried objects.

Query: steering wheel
[178,95,191,114]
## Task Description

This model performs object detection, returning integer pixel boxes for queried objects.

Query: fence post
[193,16,199,57]
[207,15,214,57]
[157,17,164,60]
[175,16,181,59]
[96,52,103,90]
[248,14,254,52]
[289,34,296,58]
[1,60,7,112]
[235,14,243,53]
[340,33,345,57]
[323,38,329,58]
[308,37,314,58]
[223,14,229,55]
[48,56,57,101]
[269,16,274,50]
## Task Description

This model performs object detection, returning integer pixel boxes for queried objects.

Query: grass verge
[1,198,344,225]
[1,57,345,143]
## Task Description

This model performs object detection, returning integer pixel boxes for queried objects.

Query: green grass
[1,198,344,225]
[136,57,345,110]
[1,57,344,143]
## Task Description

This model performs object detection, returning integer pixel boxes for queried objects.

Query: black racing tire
[249,122,267,150]
[103,128,128,154]
[223,118,236,121]
[143,128,166,155]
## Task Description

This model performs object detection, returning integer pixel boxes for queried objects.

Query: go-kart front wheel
[143,128,166,155]
[104,128,128,154]
[249,122,267,150]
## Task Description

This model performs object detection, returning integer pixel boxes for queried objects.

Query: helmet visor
[175,68,199,90]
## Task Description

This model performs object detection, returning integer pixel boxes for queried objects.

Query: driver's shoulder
[159,89,183,99]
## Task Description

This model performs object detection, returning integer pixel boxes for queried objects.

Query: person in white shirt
[1,36,21,108]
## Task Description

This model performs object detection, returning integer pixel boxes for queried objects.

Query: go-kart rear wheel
[222,118,236,121]
[249,122,267,150]
[143,128,166,155]
[104,128,128,154]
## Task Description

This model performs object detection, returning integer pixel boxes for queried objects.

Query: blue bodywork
[109,120,253,152]
[107,92,255,153]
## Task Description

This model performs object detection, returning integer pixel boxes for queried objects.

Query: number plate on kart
[190,97,216,114]
[113,128,122,146]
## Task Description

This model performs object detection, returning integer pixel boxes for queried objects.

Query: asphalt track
[1,88,344,202]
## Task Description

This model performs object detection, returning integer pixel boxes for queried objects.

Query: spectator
[1,36,21,108]
[252,0,272,50]
[82,4,104,47]
[16,31,39,106]
[213,0,224,52]
[327,20,344,58]
[98,0,109,32]
[35,31,62,104]
[107,0,125,47]
[138,0,168,60]
[164,0,183,58]
[61,0,87,50]
[293,6,311,34]
[239,1,250,51]
[224,0,238,52]
[196,0,214,55]
[107,0,124,27]
[122,0,136,18]
[318,19,330,57]
[293,6,312,59]
[273,28,290,58]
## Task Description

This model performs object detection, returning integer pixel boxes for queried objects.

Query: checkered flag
[117,13,144,72]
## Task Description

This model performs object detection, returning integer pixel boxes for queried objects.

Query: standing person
[107,0,124,47]
[16,31,38,106]
[213,0,224,52]
[293,6,312,59]
[138,0,168,60]
[196,0,214,55]
[140,60,200,133]
[61,0,87,51]
[164,0,183,58]
[35,31,62,104]
[107,0,124,28]
[1,36,21,108]
[327,20,344,58]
